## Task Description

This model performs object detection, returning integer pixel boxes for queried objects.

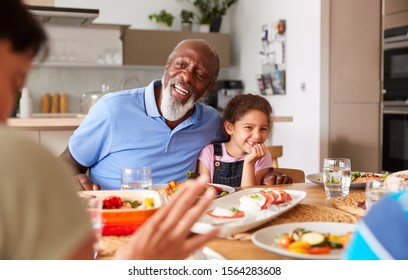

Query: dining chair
[272,167,305,183]
[266,145,283,168]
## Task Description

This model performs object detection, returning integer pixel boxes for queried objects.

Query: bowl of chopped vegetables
[79,190,162,235]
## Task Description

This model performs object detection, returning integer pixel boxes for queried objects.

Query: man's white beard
[161,78,195,121]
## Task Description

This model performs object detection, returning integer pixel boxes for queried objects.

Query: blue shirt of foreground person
[68,80,224,190]
[344,191,408,260]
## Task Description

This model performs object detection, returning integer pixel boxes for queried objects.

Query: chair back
[266,145,283,168]
[273,167,305,183]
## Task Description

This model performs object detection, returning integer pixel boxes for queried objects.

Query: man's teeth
[174,85,189,96]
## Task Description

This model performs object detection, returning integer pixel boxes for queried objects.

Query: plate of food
[306,171,389,189]
[206,183,235,196]
[251,222,355,260]
[79,190,162,236]
[158,181,235,198]
[190,187,306,238]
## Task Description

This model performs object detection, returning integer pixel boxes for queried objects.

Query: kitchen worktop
[6,115,293,130]
[6,115,84,130]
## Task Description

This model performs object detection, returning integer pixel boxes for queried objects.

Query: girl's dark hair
[0,0,48,58]
[222,93,273,130]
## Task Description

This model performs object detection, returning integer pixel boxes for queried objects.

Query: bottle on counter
[41,93,51,113]
[19,87,32,118]
[59,93,68,113]
[50,93,60,114]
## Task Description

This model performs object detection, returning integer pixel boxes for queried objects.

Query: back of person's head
[222,93,273,129]
[0,0,48,58]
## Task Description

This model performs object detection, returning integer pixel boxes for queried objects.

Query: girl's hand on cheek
[247,144,266,163]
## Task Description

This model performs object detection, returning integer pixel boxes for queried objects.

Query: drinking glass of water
[121,166,153,190]
[323,158,351,198]
[80,195,102,259]
[366,176,405,211]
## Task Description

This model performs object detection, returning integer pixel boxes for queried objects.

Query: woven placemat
[225,204,357,240]
[333,192,366,218]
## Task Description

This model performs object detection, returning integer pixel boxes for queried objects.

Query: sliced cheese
[238,193,266,211]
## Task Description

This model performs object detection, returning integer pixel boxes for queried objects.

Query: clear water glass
[366,176,405,211]
[82,196,102,259]
[121,166,153,190]
[323,158,351,198]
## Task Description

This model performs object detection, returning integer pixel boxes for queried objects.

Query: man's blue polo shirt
[68,80,224,190]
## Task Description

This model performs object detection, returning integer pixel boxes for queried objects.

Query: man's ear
[203,81,217,98]
[224,121,234,135]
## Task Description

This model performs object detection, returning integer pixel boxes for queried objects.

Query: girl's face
[0,40,32,123]
[225,109,270,155]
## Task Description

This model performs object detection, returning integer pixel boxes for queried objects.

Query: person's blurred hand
[76,174,100,191]
[262,171,293,185]
[113,177,219,260]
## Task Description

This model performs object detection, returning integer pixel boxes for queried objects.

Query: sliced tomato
[307,246,332,255]
[258,191,275,209]
[208,185,223,194]
[267,187,292,204]
[207,209,245,219]
[102,196,123,209]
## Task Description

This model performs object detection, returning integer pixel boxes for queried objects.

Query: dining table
[98,182,366,260]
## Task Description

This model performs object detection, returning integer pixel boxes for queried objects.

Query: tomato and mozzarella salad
[208,187,292,219]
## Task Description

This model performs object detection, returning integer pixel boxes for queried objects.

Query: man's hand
[76,174,100,191]
[262,170,293,185]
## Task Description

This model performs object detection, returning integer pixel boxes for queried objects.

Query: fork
[267,203,280,212]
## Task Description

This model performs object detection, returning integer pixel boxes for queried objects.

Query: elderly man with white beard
[60,39,226,190]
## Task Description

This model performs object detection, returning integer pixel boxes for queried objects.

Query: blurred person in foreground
[344,190,408,260]
[0,0,218,260]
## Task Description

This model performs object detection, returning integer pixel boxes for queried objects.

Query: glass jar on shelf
[80,84,110,114]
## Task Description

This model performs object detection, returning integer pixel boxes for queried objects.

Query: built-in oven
[383,26,408,102]
[382,101,408,172]
[382,26,408,172]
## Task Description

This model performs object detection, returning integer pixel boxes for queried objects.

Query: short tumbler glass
[121,166,153,190]
[323,158,351,198]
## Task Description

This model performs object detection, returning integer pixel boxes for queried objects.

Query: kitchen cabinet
[329,0,382,172]
[384,0,408,29]
[7,117,81,156]
[123,29,230,67]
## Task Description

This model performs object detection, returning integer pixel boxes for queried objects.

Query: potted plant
[180,9,194,32]
[193,0,238,32]
[148,10,175,30]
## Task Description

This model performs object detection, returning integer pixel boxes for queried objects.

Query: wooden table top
[203,183,364,260]
[98,182,365,260]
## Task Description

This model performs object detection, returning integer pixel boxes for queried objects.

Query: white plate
[207,183,236,196]
[251,222,355,260]
[191,188,306,238]
[306,172,387,189]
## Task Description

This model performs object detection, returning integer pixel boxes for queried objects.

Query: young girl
[197,93,273,188]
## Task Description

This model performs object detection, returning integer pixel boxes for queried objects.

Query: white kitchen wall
[55,0,232,32]
[28,0,326,175]
[228,0,328,175]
